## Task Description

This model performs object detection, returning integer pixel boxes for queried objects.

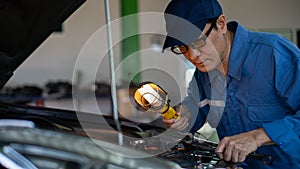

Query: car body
[0,1,182,168]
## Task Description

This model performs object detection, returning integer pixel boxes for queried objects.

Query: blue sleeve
[180,70,206,134]
[262,37,300,163]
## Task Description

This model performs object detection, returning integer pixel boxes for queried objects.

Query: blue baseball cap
[163,0,223,50]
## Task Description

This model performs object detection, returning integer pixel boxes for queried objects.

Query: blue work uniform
[182,21,300,169]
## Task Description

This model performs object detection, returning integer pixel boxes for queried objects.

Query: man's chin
[197,65,209,72]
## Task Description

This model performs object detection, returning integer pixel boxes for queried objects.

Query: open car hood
[0,0,86,88]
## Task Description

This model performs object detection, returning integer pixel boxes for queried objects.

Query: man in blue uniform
[162,0,300,168]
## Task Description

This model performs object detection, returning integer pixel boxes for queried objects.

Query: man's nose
[190,48,202,60]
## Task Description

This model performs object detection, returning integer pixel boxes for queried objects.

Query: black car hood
[0,0,86,89]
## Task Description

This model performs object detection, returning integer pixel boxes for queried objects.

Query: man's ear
[216,15,227,34]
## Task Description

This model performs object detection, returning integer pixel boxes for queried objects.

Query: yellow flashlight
[133,82,178,120]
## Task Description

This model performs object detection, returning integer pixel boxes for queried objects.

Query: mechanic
[161,0,300,168]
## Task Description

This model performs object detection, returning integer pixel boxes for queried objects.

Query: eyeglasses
[171,21,215,55]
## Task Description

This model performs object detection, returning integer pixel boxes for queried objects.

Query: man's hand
[215,128,274,163]
[162,105,190,131]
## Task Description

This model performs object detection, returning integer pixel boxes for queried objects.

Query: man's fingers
[216,132,261,163]
[162,117,176,125]
[215,137,229,159]
[238,151,247,162]
[162,105,190,130]
[162,118,176,124]
[162,117,176,128]
[231,149,239,163]
[224,145,233,162]
[215,152,223,160]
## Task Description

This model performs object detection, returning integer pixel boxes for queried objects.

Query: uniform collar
[227,21,249,81]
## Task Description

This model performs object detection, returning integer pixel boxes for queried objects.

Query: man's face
[183,22,225,73]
